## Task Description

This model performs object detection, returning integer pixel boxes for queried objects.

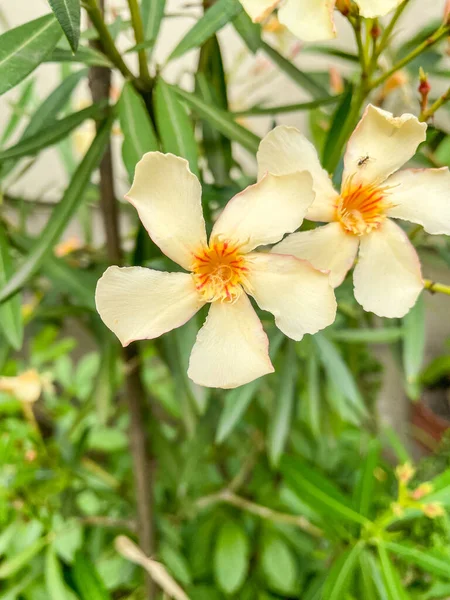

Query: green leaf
[48,0,81,52]
[216,332,283,443]
[313,334,367,418]
[0,102,106,161]
[174,85,260,154]
[119,81,159,181]
[214,520,249,595]
[142,0,165,54]
[46,46,112,67]
[269,340,297,466]
[353,439,380,519]
[0,537,47,579]
[0,226,23,350]
[159,544,192,586]
[383,542,450,580]
[72,551,111,600]
[154,78,199,176]
[403,293,425,400]
[0,115,113,304]
[322,542,365,600]
[358,551,384,600]
[322,84,354,174]
[232,96,340,117]
[232,10,261,53]
[1,79,35,145]
[377,544,410,600]
[46,546,71,600]
[330,327,403,344]
[91,340,117,424]
[281,456,369,526]
[260,41,329,98]
[260,533,300,596]
[300,351,321,438]
[0,15,62,96]
[169,0,242,60]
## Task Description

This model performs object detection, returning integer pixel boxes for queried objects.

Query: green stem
[371,25,450,90]
[82,0,135,81]
[374,0,412,61]
[420,86,450,121]
[127,0,152,86]
[424,279,450,297]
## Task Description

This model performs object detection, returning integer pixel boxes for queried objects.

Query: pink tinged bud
[392,502,404,517]
[445,0,450,24]
[423,503,445,519]
[411,483,433,500]
[395,462,415,485]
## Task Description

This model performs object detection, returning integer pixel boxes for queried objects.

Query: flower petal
[343,105,427,187]
[356,0,402,18]
[188,294,274,389]
[96,266,204,346]
[272,222,359,287]
[239,0,278,22]
[353,219,423,318]
[212,171,315,252]
[279,0,336,41]
[244,252,337,340]
[257,125,338,222]
[125,152,207,270]
[386,168,450,235]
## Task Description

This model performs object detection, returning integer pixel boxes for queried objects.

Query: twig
[127,0,152,87]
[424,279,450,297]
[88,3,155,598]
[80,516,137,531]
[420,86,450,122]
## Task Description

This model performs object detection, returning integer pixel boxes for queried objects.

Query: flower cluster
[96,105,450,389]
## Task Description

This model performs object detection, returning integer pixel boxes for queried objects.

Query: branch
[127,0,152,87]
[420,86,450,122]
[424,279,450,297]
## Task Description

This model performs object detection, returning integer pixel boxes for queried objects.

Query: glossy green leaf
[300,351,321,438]
[232,96,340,117]
[353,439,380,518]
[322,84,354,173]
[403,293,425,400]
[232,10,261,53]
[169,0,242,60]
[269,340,297,466]
[0,115,113,304]
[377,544,410,600]
[260,534,300,596]
[47,46,112,67]
[0,226,23,350]
[46,546,71,600]
[281,456,369,526]
[330,327,403,344]
[48,0,81,52]
[1,79,35,145]
[214,520,249,594]
[154,78,199,176]
[383,542,450,580]
[0,15,62,96]
[142,0,165,53]
[119,81,159,181]
[73,551,111,600]
[174,85,260,154]
[358,551,384,600]
[322,542,365,600]
[0,537,47,579]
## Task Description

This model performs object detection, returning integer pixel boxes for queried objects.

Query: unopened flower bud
[336,0,351,16]
[329,67,344,94]
[371,23,381,39]
[411,483,433,500]
[423,503,445,519]
[396,462,415,485]
[392,502,404,517]
[444,0,450,25]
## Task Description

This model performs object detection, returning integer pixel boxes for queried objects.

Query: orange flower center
[336,179,392,236]
[191,239,249,303]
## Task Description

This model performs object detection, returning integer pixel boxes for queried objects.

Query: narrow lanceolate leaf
[73,551,112,600]
[1,79,35,145]
[269,340,297,467]
[0,103,106,161]
[403,293,425,400]
[46,46,112,67]
[0,227,23,350]
[48,0,81,52]
[154,78,199,176]
[142,0,165,54]
[377,544,410,600]
[300,351,321,438]
[0,537,47,578]
[0,115,113,304]
[353,439,380,519]
[45,547,71,600]
[383,542,450,580]
[322,84,354,174]
[169,0,242,60]
[119,82,159,181]
[174,85,260,154]
[0,15,62,96]
[322,542,365,600]
[232,10,261,53]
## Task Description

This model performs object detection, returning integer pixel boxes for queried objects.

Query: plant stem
[88,3,155,597]
[424,279,450,297]
[83,0,135,81]
[374,0,412,61]
[420,86,450,121]
[127,0,152,86]
[371,25,450,90]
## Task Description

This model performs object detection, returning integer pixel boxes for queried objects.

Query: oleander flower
[95,152,337,389]
[258,105,450,318]
[240,0,404,41]
[0,369,52,403]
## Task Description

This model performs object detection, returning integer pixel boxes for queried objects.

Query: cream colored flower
[258,105,450,318]
[96,152,337,389]
[240,0,403,41]
[0,369,48,403]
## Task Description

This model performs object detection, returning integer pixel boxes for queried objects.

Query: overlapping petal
[239,0,279,22]
[187,293,274,389]
[356,0,403,18]
[96,267,204,347]
[386,168,450,235]
[353,219,423,318]
[272,222,359,287]
[244,253,337,340]
[211,171,315,252]
[126,152,207,271]
[343,105,427,187]
[257,125,338,222]
[279,0,336,42]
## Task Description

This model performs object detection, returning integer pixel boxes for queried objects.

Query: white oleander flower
[258,105,450,318]
[0,369,52,403]
[96,152,337,389]
[239,0,404,42]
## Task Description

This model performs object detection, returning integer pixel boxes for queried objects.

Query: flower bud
[411,483,433,500]
[396,462,415,485]
[423,503,445,519]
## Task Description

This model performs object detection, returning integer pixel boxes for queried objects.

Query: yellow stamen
[191,238,250,303]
